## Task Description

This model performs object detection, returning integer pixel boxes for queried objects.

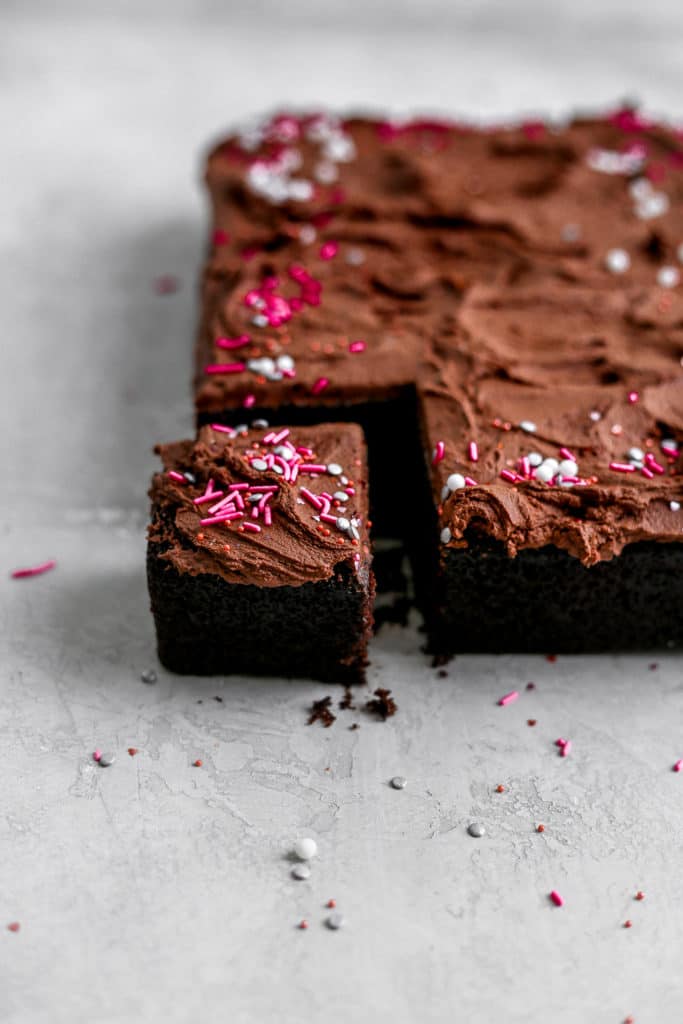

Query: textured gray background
[2,3,683,1022]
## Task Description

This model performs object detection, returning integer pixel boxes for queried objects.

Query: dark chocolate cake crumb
[307,696,336,728]
[364,688,398,721]
[349,723,360,731]
[339,686,356,711]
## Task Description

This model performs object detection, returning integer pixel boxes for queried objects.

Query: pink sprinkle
[319,241,339,260]
[204,363,246,375]
[432,441,445,465]
[498,690,519,707]
[345,486,356,496]
[297,446,314,457]
[290,464,299,483]
[555,738,567,748]
[270,428,290,445]
[500,469,518,483]
[11,559,57,580]
[519,456,530,479]
[320,513,338,524]
[559,447,576,462]
[93,750,102,762]
[209,493,236,514]
[229,483,250,491]
[216,334,250,350]
[200,512,242,525]
[628,391,639,404]
[250,485,278,493]
[645,453,665,474]
[193,490,224,506]
[264,506,272,526]
[349,340,366,353]
[549,890,564,907]
[641,466,655,479]
[311,377,329,395]
[212,229,230,245]
[464,477,478,486]
[609,462,636,473]
[673,760,683,773]
[243,394,256,409]
[299,463,327,474]
[210,423,235,434]
[300,488,322,510]
[167,471,186,483]
[468,441,479,462]
[243,522,261,533]
[560,740,572,757]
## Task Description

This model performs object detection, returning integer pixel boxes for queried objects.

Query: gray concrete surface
[2,3,683,1022]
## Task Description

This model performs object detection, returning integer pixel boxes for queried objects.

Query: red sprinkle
[549,890,564,907]
[319,241,339,260]
[11,559,56,579]
[326,899,336,908]
[311,377,329,395]
[128,747,138,757]
[623,919,633,929]
[673,760,683,773]
[7,922,20,933]
[193,759,203,768]
[212,229,230,245]
[635,891,645,901]
[154,274,180,295]
[298,919,308,930]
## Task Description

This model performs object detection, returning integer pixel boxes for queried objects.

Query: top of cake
[195,108,683,564]
[149,422,370,587]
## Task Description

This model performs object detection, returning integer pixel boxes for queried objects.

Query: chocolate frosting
[149,423,370,586]
[196,109,683,564]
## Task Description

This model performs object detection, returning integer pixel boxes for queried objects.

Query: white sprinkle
[390,776,407,790]
[628,447,645,462]
[326,911,345,930]
[528,452,544,467]
[561,223,581,242]
[446,473,466,492]
[657,266,680,289]
[336,517,350,533]
[534,463,555,483]
[670,501,681,512]
[251,459,268,471]
[287,179,314,202]
[605,248,630,274]
[629,177,652,200]
[276,354,295,372]
[334,491,348,502]
[291,864,311,881]
[558,459,578,477]
[251,418,269,429]
[299,224,316,245]
[327,463,343,476]
[519,420,537,434]
[98,752,115,767]
[346,248,365,266]
[636,192,669,220]
[314,160,338,184]
[440,527,452,544]
[293,837,317,861]
[589,410,602,422]
[441,485,450,501]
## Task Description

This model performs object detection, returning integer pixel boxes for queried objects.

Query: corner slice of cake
[419,373,683,653]
[147,421,374,682]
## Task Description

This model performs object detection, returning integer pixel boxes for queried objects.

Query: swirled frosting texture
[197,110,683,564]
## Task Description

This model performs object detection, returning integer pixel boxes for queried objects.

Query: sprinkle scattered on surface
[11,559,56,579]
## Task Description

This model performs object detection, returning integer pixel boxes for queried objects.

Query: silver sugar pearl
[141,669,157,684]
[467,822,486,838]
[326,912,345,930]
[98,752,115,768]
[390,776,407,789]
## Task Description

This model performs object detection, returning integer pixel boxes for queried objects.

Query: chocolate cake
[148,107,683,670]
[147,422,374,681]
